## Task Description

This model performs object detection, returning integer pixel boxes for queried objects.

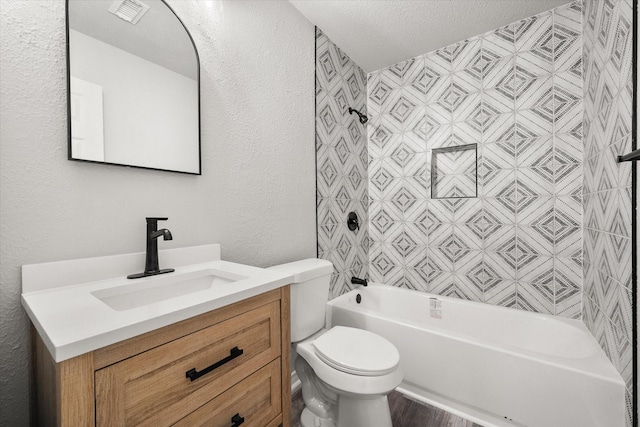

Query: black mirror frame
[65,0,202,175]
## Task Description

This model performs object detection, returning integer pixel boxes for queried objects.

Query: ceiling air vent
[108,0,150,25]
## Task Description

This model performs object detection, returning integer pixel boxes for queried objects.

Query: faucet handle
[146,217,168,222]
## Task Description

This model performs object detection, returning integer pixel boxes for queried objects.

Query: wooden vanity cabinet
[33,286,291,427]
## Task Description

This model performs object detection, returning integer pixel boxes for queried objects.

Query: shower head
[348,107,369,125]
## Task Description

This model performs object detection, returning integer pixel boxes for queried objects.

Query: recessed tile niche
[431,144,477,199]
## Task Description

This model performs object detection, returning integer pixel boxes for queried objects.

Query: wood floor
[291,389,482,427]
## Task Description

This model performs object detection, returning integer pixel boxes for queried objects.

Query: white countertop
[21,245,293,362]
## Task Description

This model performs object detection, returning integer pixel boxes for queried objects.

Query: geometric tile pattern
[581,0,634,424]
[367,1,587,321]
[316,28,369,299]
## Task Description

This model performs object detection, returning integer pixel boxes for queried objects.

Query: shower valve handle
[347,212,360,231]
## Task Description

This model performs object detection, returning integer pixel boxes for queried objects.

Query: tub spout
[351,276,368,287]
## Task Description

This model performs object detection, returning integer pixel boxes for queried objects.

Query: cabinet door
[173,359,282,427]
[95,302,280,426]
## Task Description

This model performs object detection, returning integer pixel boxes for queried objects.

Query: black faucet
[127,217,175,279]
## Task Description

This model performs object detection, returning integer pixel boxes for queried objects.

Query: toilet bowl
[268,259,402,427]
[295,327,402,427]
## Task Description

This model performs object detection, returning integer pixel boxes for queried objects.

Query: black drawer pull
[185,346,244,382]
[231,413,245,426]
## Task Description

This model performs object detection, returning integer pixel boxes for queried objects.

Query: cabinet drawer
[174,358,281,427]
[96,301,281,426]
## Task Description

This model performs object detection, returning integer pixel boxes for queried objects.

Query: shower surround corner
[315,27,370,298]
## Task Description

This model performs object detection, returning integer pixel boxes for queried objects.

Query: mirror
[66,0,200,174]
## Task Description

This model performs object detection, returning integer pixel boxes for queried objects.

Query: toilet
[269,259,402,427]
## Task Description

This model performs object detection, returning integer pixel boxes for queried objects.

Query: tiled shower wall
[367,2,584,317]
[316,28,370,298]
[581,0,634,424]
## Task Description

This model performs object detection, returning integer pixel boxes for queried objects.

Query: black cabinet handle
[185,347,243,382]
[230,413,245,426]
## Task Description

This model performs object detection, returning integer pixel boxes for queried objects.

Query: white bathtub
[326,284,625,427]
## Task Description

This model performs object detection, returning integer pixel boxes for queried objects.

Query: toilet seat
[295,328,403,396]
[312,326,399,376]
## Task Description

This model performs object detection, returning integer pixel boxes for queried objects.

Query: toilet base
[336,394,393,427]
[299,395,393,427]
[300,407,336,427]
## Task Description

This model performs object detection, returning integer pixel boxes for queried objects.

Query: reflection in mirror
[67,0,200,174]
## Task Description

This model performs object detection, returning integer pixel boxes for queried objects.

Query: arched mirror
[66,0,201,174]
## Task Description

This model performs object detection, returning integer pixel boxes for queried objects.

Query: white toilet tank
[268,259,333,342]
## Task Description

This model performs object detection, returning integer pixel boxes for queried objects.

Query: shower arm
[617,148,640,162]
[348,107,368,124]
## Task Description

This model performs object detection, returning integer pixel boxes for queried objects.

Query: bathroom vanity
[22,245,292,426]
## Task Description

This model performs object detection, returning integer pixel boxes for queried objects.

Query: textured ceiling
[289,0,573,73]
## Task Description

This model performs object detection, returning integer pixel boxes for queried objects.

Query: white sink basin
[91,268,247,311]
[22,244,294,362]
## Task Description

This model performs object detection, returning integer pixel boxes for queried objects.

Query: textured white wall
[0,1,315,424]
